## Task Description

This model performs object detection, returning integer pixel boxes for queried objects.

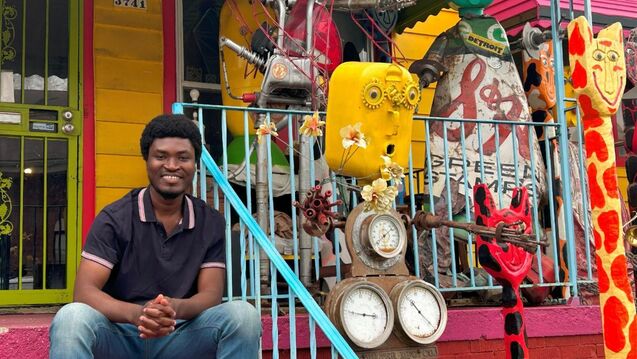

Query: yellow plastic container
[324,62,420,180]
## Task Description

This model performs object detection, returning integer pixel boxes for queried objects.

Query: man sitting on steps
[49,114,261,358]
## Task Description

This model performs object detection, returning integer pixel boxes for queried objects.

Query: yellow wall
[392,10,459,195]
[93,0,164,211]
[393,9,460,169]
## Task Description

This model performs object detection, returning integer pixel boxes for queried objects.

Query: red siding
[488,0,637,20]
[486,0,637,36]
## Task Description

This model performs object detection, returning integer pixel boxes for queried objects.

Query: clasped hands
[137,294,177,339]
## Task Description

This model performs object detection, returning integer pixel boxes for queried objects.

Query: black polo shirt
[81,187,226,304]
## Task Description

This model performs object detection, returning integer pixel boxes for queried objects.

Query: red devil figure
[473,182,532,359]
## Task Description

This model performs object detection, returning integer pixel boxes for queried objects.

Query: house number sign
[114,0,146,10]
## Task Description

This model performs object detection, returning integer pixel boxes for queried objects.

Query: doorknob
[62,123,74,134]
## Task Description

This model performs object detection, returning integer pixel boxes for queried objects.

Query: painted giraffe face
[626,28,637,86]
[523,24,556,110]
[568,17,626,114]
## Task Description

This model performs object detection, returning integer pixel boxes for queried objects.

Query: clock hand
[380,229,391,245]
[409,299,434,328]
[346,309,379,319]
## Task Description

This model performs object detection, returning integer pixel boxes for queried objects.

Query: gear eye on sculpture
[363,80,385,109]
[403,83,420,109]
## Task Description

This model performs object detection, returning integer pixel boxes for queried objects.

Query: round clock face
[368,214,404,258]
[340,283,393,348]
[394,280,447,344]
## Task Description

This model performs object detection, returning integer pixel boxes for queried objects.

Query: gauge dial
[391,280,447,344]
[366,214,406,258]
[339,282,394,348]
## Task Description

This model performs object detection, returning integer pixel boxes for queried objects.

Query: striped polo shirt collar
[137,187,195,229]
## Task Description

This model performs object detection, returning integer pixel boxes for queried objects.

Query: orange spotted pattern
[568,17,637,358]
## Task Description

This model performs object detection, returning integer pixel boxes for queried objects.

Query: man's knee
[221,301,261,336]
[50,302,104,334]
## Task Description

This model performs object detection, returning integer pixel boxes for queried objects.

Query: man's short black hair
[140,114,202,162]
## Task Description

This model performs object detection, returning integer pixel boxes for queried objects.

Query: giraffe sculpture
[568,16,637,358]
[473,182,532,359]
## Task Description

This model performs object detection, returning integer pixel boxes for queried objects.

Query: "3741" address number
[114,0,146,9]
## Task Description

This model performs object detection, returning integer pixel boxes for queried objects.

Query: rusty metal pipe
[413,211,548,253]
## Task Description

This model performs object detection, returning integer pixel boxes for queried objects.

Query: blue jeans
[49,301,261,359]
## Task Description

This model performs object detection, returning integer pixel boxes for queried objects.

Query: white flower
[379,155,405,184]
[299,112,325,137]
[339,122,367,149]
[361,178,398,213]
[256,122,278,144]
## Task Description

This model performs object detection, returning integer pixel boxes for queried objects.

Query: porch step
[0,312,332,359]
[0,314,51,359]
[0,305,603,359]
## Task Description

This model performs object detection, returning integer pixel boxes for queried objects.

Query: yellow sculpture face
[324,63,419,179]
[568,17,626,114]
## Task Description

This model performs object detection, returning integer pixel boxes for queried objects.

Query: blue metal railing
[411,114,594,294]
[173,103,357,359]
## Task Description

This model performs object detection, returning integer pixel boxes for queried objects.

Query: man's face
[146,137,196,200]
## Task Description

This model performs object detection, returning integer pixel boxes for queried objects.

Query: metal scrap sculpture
[409,0,545,280]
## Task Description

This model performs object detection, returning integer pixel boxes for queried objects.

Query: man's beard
[151,183,182,200]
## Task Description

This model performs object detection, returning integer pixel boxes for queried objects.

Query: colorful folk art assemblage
[568,16,637,358]
[473,183,532,359]
[522,23,556,139]
[218,0,267,136]
[626,29,637,87]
